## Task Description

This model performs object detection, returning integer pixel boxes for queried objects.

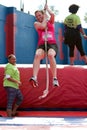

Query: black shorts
[64,27,85,56]
[64,27,81,45]
[37,43,58,55]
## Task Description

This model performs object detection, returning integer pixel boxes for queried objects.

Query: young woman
[64,4,87,65]
[29,4,59,87]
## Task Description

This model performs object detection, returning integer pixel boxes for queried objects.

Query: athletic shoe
[29,76,38,87]
[53,78,59,87]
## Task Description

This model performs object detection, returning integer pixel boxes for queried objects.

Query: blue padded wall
[15,11,38,64]
[0,4,87,65]
[0,5,7,63]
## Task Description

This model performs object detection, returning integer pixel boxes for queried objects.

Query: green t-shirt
[64,14,81,28]
[3,63,20,89]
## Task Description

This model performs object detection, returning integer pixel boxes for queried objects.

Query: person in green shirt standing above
[3,54,23,117]
[64,4,87,65]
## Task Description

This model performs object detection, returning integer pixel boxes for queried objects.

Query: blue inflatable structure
[0,4,87,65]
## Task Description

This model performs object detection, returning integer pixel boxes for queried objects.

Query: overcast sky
[0,0,87,27]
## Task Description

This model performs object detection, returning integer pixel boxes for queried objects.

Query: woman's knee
[48,49,56,59]
[35,49,45,59]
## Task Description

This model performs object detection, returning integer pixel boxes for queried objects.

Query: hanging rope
[39,0,49,99]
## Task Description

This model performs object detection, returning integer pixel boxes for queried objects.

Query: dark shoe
[53,78,59,87]
[29,77,38,87]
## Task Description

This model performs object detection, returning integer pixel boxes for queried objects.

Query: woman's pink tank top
[37,21,56,46]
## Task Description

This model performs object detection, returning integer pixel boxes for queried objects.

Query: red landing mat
[1,111,87,117]
[1,65,87,109]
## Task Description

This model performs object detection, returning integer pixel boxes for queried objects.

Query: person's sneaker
[29,76,38,87]
[53,78,59,87]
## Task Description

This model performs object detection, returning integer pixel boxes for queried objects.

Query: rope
[39,0,49,99]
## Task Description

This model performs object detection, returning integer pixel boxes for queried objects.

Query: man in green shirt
[3,54,23,117]
[64,4,87,65]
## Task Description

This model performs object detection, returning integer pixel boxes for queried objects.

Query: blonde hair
[35,10,44,15]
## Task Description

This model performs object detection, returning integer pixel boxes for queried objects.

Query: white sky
[0,0,87,27]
